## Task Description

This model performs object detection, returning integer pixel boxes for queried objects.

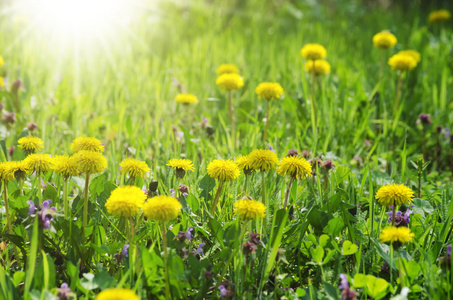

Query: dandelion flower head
[120,158,150,180]
[105,186,147,218]
[175,93,199,104]
[216,73,244,91]
[216,64,239,75]
[304,60,331,76]
[300,43,327,60]
[70,136,104,153]
[143,195,182,222]
[277,156,312,180]
[372,31,397,49]
[74,150,107,174]
[248,149,279,172]
[379,226,414,244]
[207,159,240,182]
[375,184,414,207]
[255,82,284,101]
[234,199,266,221]
[388,53,417,72]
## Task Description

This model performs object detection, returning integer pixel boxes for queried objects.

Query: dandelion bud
[417,113,432,125]
[11,79,24,94]
[179,184,189,195]
[2,112,16,125]
[148,180,158,196]
[437,126,443,134]
[206,125,215,138]
[27,122,38,131]
[322,160,335,170]
[242,242,257,255]
[286,149,298,157]
[8,146,14,157]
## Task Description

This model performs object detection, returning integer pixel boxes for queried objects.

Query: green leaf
[353,273,367,288]
[323,216,344,237]
[43,185,57,202]
[207,217,225,248]
[403,259,420,279]
[310,246,324,264]
[342,240,358,255]
[296,288,306,297]
[185,194,199,212]
[366,275,388,299]
[307,208,331,233]
[94,268,116,290]
[318,234,330,248]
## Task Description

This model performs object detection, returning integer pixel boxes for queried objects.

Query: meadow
[1,0,453,299]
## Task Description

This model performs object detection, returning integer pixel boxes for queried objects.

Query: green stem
[261,171,266,205]
[283,177,295,209]
[83,173,90,229]
[3,181,13,234]
[228,90,236,150]
[63,179,68,219]
[390,243,394,284]
[394,72,403,115]
[162,221,171,300]
[19,178,24,196]
[211,181,224,214]
[263,100,270,146]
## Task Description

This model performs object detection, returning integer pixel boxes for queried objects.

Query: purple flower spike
[196,243,206,255]
[122,244,130,257]
[448,245,452,257]
[185,227,193,242]
[57,282,74,300]
[27,200,36,215]
[339,273,349,290]
[219,285,228,298]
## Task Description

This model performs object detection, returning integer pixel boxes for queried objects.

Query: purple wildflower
[27,200,36,215]
[219,285,228,298]
[387,205,413,227]
[339,274,349,290]
[57,282,74,300]
[185,227,193,241]
[179,184,189,197]
[196,243,206,255]
[168,224,173,230]
[122,244,129,257]
[170,189,175,197]
[201,116,209,128]
[448,245,452,257]
[41,200,56,229]
[269,146,275,152]
[445,128,451,138]
[141,185,148,195]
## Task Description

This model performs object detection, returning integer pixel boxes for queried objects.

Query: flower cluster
[105,186,147,217]
[120,158,150,180]
[143,195,182,222]
[304,59,331,76]
[375,184,414,207]
[234,199,266,220]
[277,156,312,180]
[27,200,56,229]
[207,159,240,181]
[388,53,417,72]
[216,73,244,91]
[372,31,397,49]
[248,149,279,172]
[379,226,414,244]
[386,205,413,227]
[175,93,199,104]
[255,82,284,101]
[429,9,451,23]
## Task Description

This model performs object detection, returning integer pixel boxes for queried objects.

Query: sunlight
[24,0,132,39]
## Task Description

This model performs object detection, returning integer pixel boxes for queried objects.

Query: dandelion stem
[19,178,24,196]
[228,90,236,150]
[211,181,224,214]
[391,205,396,227]
[390,243,394,284]
[162,221,171,300]
[263,100,270,146]
[394,72,403,114]
[261,171,266,205]
[63,178,68,219]
[379,49,386,84]
[3,181,13,234]
[283,177,295,209]
[37,173,42,205]
[311,60,317,119]
[83,173,90,229]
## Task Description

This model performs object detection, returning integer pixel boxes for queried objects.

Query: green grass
[1,0,453,299]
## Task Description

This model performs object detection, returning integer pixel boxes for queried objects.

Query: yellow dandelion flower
[95,288,140,300]
[105,186,147,218]
[304,59,331,76]
[398,50,421,64]
[300,43,327,60]
[166,158,194,179]
[255,82,284,101]
[235,155,254,174]
[51,155,79,179]
[248,149,279,172]
[216,73,244,91]
[74,150,107,174]
[429,9,451,23]
[70,136,104,153]
[375,184,414,207]
[0,56,4,68]
[372,31,397,49]
[277,156,312,180]
[175,93,199,104]
[234,199,266,221]
[18,136,44,155]
[0,77,4,89]
[207,159,240,182]
[120,158,150,180]
[379,226,414,244]
[0,162,17,181]
[388,53,417,72]
[9,160,30,180]
[143,195,182,222]
[216,64,239,75]
[23,154,52,174]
